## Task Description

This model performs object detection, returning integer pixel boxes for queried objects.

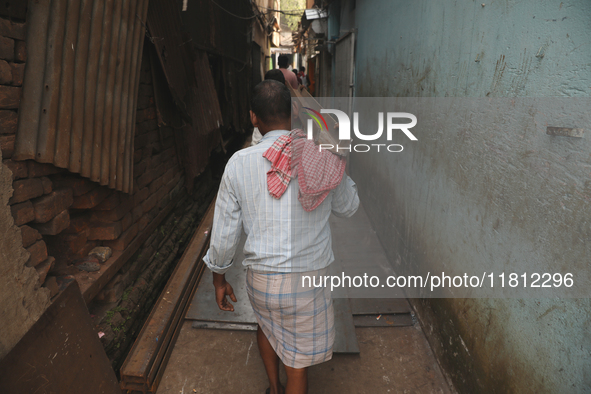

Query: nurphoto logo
[304,108,418,153]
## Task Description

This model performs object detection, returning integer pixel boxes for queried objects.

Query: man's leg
[257,326,283,394]
[284,365,308,394]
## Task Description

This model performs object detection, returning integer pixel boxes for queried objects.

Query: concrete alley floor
[156,136,451,394]
[156,320,452,394]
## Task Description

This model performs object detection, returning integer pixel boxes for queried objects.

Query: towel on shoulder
[263,129,346,212]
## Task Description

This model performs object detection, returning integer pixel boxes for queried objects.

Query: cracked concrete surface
[157,321,451,394]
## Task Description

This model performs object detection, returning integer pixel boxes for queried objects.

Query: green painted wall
[346,1,591,392]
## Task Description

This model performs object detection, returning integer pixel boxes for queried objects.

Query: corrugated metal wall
[14,0,150,194]
[146,0,223,191]
[147,0,223,137]
[180,0,253,132]
[146,0,191,111]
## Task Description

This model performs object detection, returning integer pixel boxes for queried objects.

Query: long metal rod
[120,200,215,392]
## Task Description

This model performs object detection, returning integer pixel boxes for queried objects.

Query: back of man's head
[264,69,286,85]
[251,80,291,126]
[277,55,289,69]
[299,66,305,73]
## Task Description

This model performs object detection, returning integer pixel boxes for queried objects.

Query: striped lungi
[246,268,335,369]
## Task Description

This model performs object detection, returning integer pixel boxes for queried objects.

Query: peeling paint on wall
[349,0,591,392]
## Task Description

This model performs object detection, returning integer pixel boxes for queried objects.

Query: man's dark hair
[264,69,285,85]
[278,54,289,68]
[251,80,291,125]
[299,66,305,72]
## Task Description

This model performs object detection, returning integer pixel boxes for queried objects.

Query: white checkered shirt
[203,129,359,274]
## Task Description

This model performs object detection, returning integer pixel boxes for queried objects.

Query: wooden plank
[0,282,120,394]
[120,199,215,393]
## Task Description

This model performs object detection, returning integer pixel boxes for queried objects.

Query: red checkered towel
[263,129,346,212]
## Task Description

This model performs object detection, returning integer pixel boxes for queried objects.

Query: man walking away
[203,80,359,394]
[298,66,308,88]
[251,69,286,146]
[278,54,299,89]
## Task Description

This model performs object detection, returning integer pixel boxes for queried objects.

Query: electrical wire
[208,0,306,34]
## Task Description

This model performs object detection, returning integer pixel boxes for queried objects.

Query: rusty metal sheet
[177,122,221,191]
[149,45,182,128]
[90,0,114,181]
[179,0,252,135]
[14,0,148,194]
[36,0,66,164]
[146,0,223,191]
[0,282,120,394]
[79,0,105,179]
[185,230,358,354]
[146,0,193,109]
[54,0,82,169]
[191,49,223,137]
[0,1,28,19]
[213,58,251,131]
[100,0,124,186]
[185,232,257,324]
[333,298,360,354]
[180,0,252,63]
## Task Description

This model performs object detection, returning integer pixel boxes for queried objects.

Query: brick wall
[0,13,62,292]
[1,28,185,300]
[0,5,52,360]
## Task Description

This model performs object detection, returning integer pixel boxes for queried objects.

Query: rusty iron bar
[148,235,208,391]
[120,199,215,393]
[288,84,346,156]
[151,262,207,392]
